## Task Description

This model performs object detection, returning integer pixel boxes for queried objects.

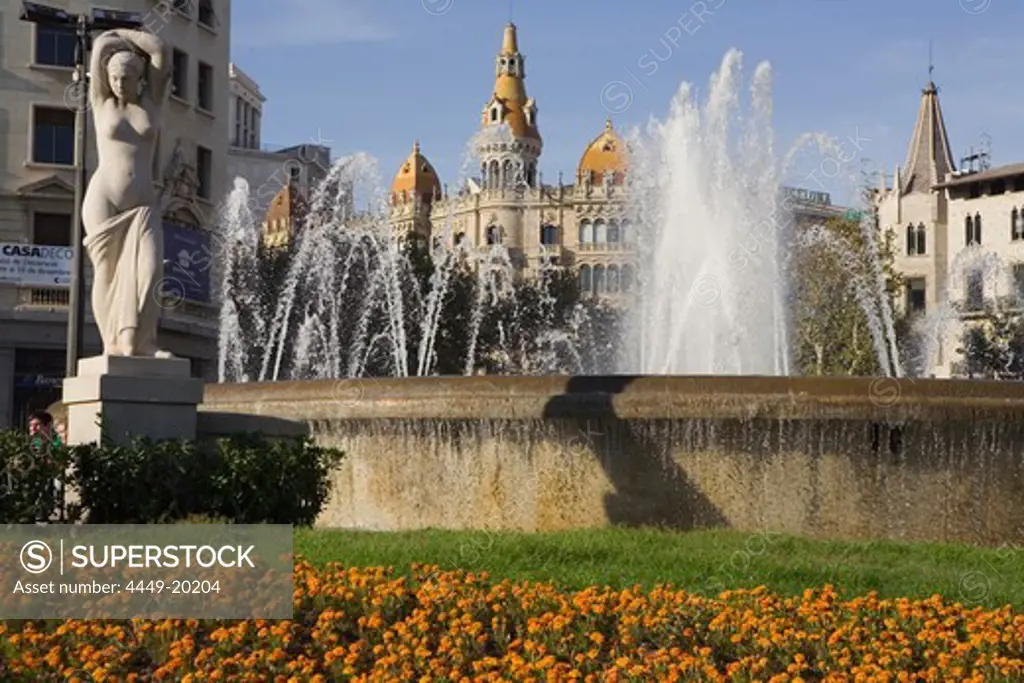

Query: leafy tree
[220,236,296,381]
[403,238,625,375]
[227,222,628,378]
[790,211,902,376]
[953,303,1024,379]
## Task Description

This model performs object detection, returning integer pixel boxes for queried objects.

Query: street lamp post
[19,2,142,378]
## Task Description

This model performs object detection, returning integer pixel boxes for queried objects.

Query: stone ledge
[77,355,192,378]
[201,375,1024,422]
[64,375,204,405]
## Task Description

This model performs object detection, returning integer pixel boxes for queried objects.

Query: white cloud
[233,0,396,47]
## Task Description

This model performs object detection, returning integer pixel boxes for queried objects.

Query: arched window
[455,232,466,247]
[906,225,915,254]
[607,220,620,243]
[607,265,619,293]
[965,215,974,245]
[578,219,593,245]
[621,265,634,292]
[486,225,501,245]
[526,162,536,187]
[480,164,487,189]
[974,213,982,245]
[1013,208,1022,241]
[502,160,514,189]
[915,223,926,255]
[579,264,592,293]
[620,220,631,243]
[540,224,558,245]
[594,265,606,293]
[489,160,500,188]
[594,219,607,244]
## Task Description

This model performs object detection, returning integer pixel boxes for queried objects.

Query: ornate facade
[385,23,843,300]
[386,23,637,299]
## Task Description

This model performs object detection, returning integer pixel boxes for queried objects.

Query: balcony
[17,287,69,309]
[14,287,218,325]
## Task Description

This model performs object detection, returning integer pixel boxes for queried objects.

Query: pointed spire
[899,77,955,194]
[413,140,420,155]
[501,23,518,55]
[605,116,613,131]
[484,22,539,142]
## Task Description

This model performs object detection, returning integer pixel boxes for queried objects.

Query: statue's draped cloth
[83,205,163,351]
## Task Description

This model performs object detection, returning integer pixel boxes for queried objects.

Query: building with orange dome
[381,22,844,301]
[386,23,639,300]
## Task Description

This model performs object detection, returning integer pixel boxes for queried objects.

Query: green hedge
[0,431,343,525]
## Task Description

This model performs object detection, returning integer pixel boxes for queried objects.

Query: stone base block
[62,355,204,446]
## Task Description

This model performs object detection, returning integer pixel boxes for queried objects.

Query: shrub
[207,433,343,526]
[0,430,75,523]
[0,431,344,526]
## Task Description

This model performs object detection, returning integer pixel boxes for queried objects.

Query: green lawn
[295,527,1024,610]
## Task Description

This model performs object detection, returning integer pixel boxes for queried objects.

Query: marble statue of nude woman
[82,29,173,357]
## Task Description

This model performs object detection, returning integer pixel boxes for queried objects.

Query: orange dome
[391,141,441,202]
[578,118,628,184]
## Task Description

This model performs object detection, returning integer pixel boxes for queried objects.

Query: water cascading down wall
[200,376,1024,546]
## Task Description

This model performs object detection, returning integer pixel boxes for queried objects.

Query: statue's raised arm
[119,29,171,105]
[88,31,125,105]
[89,29,171,107]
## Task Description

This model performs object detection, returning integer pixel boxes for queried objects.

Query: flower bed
[3,561,1023,681]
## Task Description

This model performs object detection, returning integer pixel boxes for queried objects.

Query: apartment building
[226,63,330,249]
[0,0,231,428]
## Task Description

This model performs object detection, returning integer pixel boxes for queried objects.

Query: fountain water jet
[623,50,791,375]
[623,49,902,377]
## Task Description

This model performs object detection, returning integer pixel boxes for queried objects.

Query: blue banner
[162,222,211,303]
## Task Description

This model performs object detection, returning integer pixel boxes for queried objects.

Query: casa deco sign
[0,243,72,287]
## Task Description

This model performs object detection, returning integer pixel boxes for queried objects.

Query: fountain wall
[200,376,1024,546]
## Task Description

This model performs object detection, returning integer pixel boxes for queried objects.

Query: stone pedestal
[62,356,204,445]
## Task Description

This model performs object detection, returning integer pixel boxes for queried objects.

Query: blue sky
[229,0,1022,207]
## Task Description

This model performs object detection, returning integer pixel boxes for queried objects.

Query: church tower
[899,79,956,196]
[874,76,957,375]
[479,23,541,190]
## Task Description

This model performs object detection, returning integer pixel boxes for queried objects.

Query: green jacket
[31,432,62,453]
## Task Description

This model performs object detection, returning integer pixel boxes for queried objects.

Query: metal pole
[65,13,89,377]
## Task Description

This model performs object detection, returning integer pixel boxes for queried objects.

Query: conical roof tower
[899,80,955,194]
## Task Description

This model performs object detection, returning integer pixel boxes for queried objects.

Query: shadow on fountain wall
[542,376,728,530]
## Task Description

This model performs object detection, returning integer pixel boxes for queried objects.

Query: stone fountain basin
[200,375,1024,546]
